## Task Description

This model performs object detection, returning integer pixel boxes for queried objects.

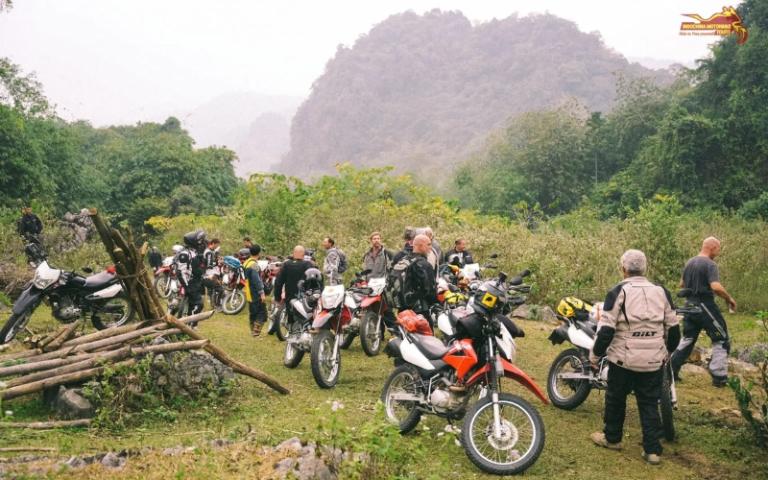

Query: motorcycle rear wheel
[546,348,592,410]
[91,294,136,330]
[461,393,545,475]
[0,311,32,344]
[381,364,422,434]
[660,364,676,441]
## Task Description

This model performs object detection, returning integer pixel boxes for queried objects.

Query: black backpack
[385,255,417,310]
[336,249,348,274]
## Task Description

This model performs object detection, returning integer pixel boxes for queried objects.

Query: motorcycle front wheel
[360,310,384,357]
[461,393,545,476]
[380,364,422,434]
[91,294,136,330]
[221,289,246,315]
[153,273,172,299]
[283,337,305,368]
[311,329,340,389]
[0,311,32,344]
[546,348,592,410]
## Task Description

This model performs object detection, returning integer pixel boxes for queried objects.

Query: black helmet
[238,248,251,259]
[183,230,207,249]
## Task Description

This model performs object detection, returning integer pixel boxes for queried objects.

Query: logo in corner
[680,6,748,44]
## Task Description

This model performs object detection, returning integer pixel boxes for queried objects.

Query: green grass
[0,304,766,479]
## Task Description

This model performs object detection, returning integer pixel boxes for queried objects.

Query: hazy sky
[0,0,741,125]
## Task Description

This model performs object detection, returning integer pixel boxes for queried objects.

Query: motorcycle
[1,261,136,344]
[153,255,177,299]
[356,273,389,357]
[308,281,361,388]
[381,270,547,475]
[219,256,246,315]
[546,295,680,441]
[283,281,322,369]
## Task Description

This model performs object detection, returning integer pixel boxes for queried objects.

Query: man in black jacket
[273,245,314,327]
[17,206,43,242]
[403,234,438,324]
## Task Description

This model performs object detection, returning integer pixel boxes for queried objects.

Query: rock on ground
[54,387,94,420]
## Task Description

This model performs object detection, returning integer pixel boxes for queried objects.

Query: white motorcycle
[1,261,135,343]
[546,305,677,441]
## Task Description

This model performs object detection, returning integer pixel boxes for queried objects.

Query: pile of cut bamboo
[0,312,212,401]
[0,210,288,410]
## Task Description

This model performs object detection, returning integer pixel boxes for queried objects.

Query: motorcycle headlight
[33,273,58,290]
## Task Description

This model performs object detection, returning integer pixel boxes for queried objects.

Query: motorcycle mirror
[489,253,499,259]
[82,267,94,274]
[483,263,497,269]
[519,269,531,278]
[360,269,372,276]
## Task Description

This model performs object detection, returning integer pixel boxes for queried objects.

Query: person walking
[670,237,736,387]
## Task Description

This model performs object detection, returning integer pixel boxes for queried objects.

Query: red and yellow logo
[680,6,748,44]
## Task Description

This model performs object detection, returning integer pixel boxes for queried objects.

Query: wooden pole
[1,359,136,400]
[0,419,90,429]
[44,320,82,352]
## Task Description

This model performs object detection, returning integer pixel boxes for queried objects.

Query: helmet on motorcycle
[303,267,323,291]
[556,297,593,320]
[183,230,207,250]
[172,244,183,254]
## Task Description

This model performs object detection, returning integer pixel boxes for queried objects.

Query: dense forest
[454,0,768,218]
[279,10,671,179]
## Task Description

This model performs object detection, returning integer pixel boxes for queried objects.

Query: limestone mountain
[278,10,671,180]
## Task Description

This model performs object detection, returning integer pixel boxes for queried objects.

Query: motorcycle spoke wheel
[360,310,383,356]
[547,348,591,410]
[0,312,31,344]
[380,365,422,433]
[462,393,545,475]
[92,295,135,330]
[311,330,340,388]
[222,290,245,315]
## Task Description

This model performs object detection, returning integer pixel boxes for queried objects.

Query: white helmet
[172,244,183,254]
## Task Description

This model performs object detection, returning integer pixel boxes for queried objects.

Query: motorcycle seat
[84,271,116,289]
[412,333,450,360]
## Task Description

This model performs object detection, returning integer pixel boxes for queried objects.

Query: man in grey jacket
[589,249,681,465]
[322,237,343,285]
[362,232,393,279]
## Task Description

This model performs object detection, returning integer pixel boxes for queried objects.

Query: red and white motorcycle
[381,270,547,476]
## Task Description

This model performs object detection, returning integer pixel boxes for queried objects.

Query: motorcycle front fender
[499,358,549,404]
[12,286,43,315]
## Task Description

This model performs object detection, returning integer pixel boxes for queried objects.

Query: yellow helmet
[556,297,593,318]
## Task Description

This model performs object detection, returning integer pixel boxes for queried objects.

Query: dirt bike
[283,283,322,369]
[153,256,177,299]
[546,296,681,441]
[1,261,135,343]
[219,257,246,315]
[308,281,362,388]
[356,273,389,356]
[381,270,547,475]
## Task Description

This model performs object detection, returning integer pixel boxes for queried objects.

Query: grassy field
[0,302,766,479]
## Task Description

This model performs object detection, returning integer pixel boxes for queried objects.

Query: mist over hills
[277,10,672,180]
[182,92,302,177]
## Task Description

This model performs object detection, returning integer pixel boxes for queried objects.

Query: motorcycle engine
[429,386,468,413]
[51,296,81,322]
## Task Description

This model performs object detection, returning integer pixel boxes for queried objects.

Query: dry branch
[0,419,90,429]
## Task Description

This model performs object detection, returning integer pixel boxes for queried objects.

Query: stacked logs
[0,211,288,408]
[87,209,289,394]
[0,312,213,401]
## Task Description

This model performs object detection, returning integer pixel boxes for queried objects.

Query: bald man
[273,245,313,309]
[401,234,438,326]
[671,237,736,387]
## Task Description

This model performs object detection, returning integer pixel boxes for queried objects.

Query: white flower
[331,400,344,412]
[4,410,13,417]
